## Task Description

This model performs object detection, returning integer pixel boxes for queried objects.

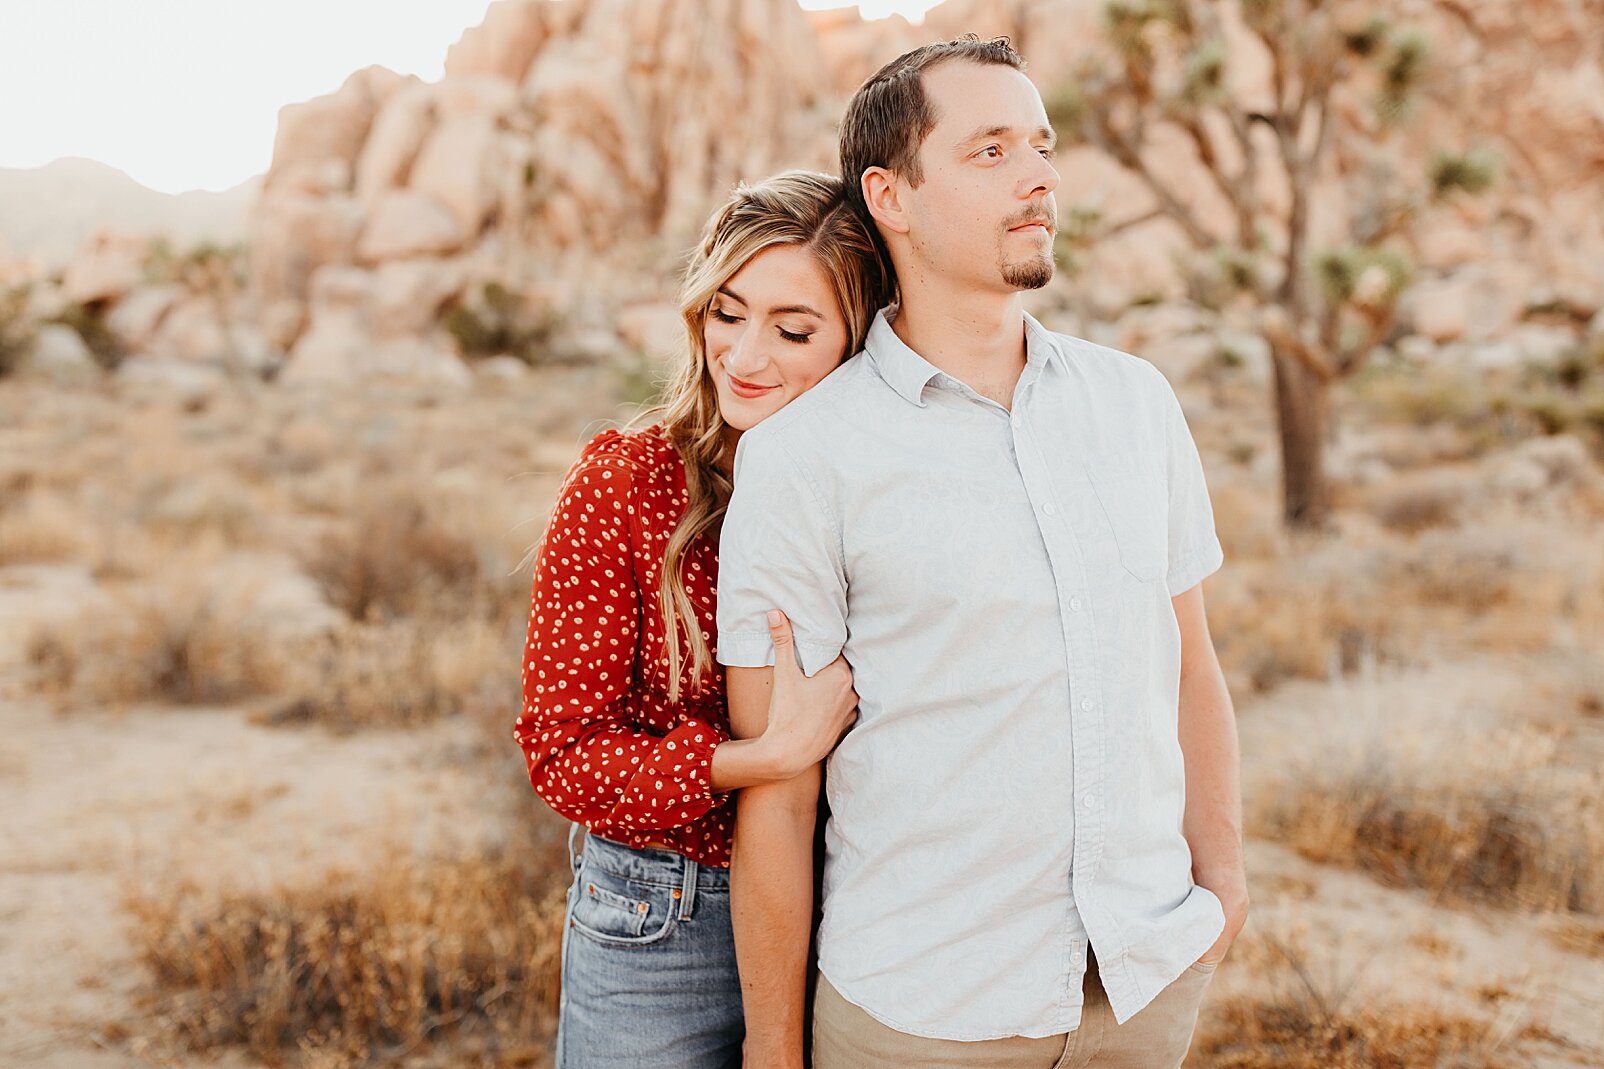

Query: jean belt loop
[678,855,698,920]
[567,821,584,875]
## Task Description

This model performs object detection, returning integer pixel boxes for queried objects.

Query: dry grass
[0,489,85,564]
[1188,932,1522,1069]
[27,568,289,706]
[122,841,568,1069]
[1254,717,1604,914]
[258,617,519,733]
[1206,513,1601,693]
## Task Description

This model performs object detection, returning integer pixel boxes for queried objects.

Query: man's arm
[1173,582,1248,964]
[715,427,848,1067]
[728,661,819,1069]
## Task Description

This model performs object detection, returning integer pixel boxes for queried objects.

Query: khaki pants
[812,948,1216,1069]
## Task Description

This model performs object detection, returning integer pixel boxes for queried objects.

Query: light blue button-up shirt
[716,306,1226,1040]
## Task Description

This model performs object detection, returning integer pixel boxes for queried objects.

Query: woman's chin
[716,396,778,432]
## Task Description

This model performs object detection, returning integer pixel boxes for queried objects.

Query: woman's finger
[767,609,799,674]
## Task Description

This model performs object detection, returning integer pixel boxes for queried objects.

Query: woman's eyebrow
[717,285,822,319]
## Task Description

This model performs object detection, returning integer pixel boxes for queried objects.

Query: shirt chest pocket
[1083,449,1168,584]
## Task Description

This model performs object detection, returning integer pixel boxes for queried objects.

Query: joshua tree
[1049,0,1494,529]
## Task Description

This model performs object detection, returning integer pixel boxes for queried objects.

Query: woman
[514,170,889,1068]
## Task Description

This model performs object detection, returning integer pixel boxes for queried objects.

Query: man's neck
[889,281,1029,408]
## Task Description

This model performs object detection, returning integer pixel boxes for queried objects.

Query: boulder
[20,324,98,382]
[443,0,556,83]
[264,66,412,194]
[104,284,183,350]
[408,114,501,238]
[145,297,229,362]
[247,193,365,315]
[357,190,465,262]
[371,258,467,338]
[353,82,438,205]
[60,233,147,305]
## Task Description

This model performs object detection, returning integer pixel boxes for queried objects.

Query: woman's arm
[729,625,827,1069]
[516,448,728,837]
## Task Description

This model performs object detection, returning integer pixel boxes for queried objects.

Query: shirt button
[1071,949,1085,967]
[1041,501,1057,516]
[1069,596,1083,612]
[1083,793,1098,809]
[1079,697,1094,711]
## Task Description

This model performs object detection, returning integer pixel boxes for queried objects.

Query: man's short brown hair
[838,34,1027,260]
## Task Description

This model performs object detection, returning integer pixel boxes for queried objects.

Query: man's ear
[861,166,910,236]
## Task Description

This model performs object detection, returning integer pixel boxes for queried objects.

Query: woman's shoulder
[563,422,681,497]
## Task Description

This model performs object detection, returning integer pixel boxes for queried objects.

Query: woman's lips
[728,373,778,399]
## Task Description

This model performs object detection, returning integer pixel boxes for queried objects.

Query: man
[716,36,1248,1069]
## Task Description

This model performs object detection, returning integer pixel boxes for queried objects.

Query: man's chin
[1001,256,1055,291]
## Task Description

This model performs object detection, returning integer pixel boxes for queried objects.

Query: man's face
[902,61,1060,293]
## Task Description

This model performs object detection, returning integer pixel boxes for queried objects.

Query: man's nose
[1023,151,1060,198]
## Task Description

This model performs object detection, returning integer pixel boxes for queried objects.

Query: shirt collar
[865,305,1067,408]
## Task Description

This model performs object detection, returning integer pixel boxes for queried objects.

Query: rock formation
[1,0,1599,386]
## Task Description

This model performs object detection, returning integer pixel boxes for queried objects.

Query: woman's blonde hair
[639,169,888,702]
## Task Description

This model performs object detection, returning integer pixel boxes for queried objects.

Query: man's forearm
[1177,662,1244,887]
[731,769,819,1069]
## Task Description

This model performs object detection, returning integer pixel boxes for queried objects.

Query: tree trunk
[1270,347,1332,530]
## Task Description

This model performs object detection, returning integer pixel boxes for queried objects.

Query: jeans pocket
[568,861,677,947]
[1084,451,1168,584]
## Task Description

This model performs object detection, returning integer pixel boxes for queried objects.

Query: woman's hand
[754,609,858,781]
[710,610,857,792]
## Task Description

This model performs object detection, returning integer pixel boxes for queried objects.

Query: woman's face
[705,244,850,432]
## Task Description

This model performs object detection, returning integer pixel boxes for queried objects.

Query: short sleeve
[1156,373,1225,596]
[715,428,847,676]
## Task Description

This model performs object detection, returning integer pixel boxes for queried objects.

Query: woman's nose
[725,329,768,375]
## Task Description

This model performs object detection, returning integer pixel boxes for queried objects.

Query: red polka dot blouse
[515,423,735,867]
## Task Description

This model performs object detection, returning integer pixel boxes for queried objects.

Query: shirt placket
[1007,364,1107,1013]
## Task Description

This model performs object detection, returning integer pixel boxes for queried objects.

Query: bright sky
[0,0,945,195]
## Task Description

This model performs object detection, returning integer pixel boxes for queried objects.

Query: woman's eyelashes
[710,306,813,345]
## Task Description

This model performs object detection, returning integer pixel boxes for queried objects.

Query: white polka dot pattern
[514,424,735,867]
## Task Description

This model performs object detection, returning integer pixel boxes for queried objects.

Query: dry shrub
[1255,720,1604,913]
[1190,931,1520,1069]
[133,473,264,548]
[28,571,287,705]
[1362,467,1476,533]
[1208,554,1394,693]
[301,477,523,626]
[1544,914,1604,957]
[259,618,519,732]
[1208,479,1286,562]
[123,843,568,1068]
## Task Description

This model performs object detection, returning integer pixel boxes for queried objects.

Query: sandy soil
[0,563,508,1068]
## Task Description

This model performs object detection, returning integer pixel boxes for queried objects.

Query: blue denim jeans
[556,824,744,1068]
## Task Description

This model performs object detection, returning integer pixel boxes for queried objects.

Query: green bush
[443,281,561,366]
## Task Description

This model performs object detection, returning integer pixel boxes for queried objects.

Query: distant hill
[0,157,257,266]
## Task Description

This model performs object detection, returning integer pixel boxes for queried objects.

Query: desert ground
[2,329,1602,1068]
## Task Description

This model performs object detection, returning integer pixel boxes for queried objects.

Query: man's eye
[779,328,812,344]
[979,145,1003,159]
[710,308,741,324]
[1039,147,1057,160]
